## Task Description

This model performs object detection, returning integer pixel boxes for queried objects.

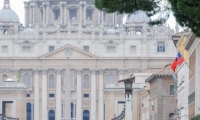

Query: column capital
[75,69,82,75]
[118,69,124,74]
[12,69,20,74]
[91,69,96,74]
[41,69,48,74]
[56,69,62,74]
[34,69,40,74]
[98,69,104,75]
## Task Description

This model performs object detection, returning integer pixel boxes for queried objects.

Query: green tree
[95,0,200,37]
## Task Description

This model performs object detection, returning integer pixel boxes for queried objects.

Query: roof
[145,65,174,83]
[0,8,19,23]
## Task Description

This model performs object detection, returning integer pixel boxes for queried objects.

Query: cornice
[146,74,172,84]
[184,32,196,50]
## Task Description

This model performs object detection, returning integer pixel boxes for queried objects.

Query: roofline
[146,74,172,83]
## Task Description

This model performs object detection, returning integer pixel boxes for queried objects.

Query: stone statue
[78,23,82,34]
[67,22,71,34]
[65,47,72,59]
[175,23,179,33]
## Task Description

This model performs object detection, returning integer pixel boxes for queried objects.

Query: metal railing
[0,114,19,120]
[111,108,125,120]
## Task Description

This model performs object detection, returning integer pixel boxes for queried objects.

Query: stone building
[145,66,177,120]
[0,0,177,120]
[183,31,200,119]
[172,31,189,120]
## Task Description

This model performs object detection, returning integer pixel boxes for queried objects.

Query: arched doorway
[83,110,89,120]
[48,110,55,120]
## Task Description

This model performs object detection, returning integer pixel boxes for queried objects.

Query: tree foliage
[192,114,200,120]
[95,0,200,37]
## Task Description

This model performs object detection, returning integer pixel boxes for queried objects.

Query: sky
[0,0,177,30]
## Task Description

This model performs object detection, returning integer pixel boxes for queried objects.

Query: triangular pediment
[40,44,98,59]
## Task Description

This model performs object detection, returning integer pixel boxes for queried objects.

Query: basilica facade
[0,0,177,120]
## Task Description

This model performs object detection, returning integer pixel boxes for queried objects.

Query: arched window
[23,74,30,86]
[49,75,54,89]
[83,110,90,120]
[70,74,74,87]
[169,113,174,120]
[48,110,55,120]
[2,74,7,81]
[108,74,115,84]
[135,30,142,35]
[83,74,89,88]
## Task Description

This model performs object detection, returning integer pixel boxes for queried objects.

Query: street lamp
[124,79,133,95]
[119,77,134,120]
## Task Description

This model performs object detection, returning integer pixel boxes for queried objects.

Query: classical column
[34,69,40,120]
[118,69,124,80]
[64,4,67,25]
[91,70,96,120]
[24,4,28,27]
[83,4,86,25]
[29,6,33,26]
[43,5,46,25]
[98,10,101,25]
[42,69,48,120]
[32,5,35,26]
[56,69,62,120]
[79,2,82,24]
[65,62,71,120]
[46,3,49,25]
[101,11,104,24]
[76,69,82,120]
[99,69,104,120]
[60,3,63,25]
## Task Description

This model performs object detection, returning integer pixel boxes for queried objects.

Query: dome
[23,28,36,36]
[0,8,20,23]
[126,11,150,23]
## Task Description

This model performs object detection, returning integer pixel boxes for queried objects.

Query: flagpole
[176,49,192,74]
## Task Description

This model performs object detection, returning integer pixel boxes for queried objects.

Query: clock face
[65,47,72,58]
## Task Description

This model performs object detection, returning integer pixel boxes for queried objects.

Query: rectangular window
[49,46,54,52]
[26,94,30,97]
[70,9,77,20]
[86,9,93,20]
[49,94,54,97]
[54,9,60,20]
[22,46,31,53]
[2,46,8,53]
[188,92,195,105]
[84,94,89,98]
[107,46,115,53]
[170,85,175,95]
[83,46,89,52]
[130,46,136,53]
[157,41,165,52]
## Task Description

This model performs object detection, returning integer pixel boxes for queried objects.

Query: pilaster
[91,69,96,120]
[76,69,82,120]
[56,69,62,120]
[99,69,104,120]
[41,69,48,120]
[34,69,40,120]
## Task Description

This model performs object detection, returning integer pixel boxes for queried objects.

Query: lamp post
[119,78,133,120]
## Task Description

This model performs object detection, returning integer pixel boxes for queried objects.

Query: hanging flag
[171,52,184,72]
[172,74,178,83]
